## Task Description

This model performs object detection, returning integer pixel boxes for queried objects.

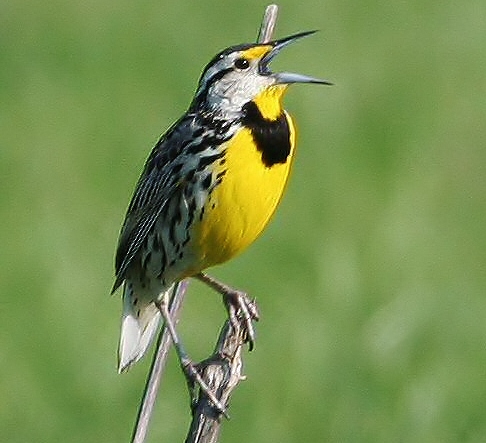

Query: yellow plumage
[195,86,295,268]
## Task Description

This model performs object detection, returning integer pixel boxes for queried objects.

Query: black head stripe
[192,67,233,107]
[199,43,257,80]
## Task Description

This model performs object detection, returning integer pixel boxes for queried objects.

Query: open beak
[259,30,333,86]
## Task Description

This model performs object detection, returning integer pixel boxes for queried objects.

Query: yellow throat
[194,85,296,268]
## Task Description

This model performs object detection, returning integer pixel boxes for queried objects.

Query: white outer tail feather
[118,288,162,373]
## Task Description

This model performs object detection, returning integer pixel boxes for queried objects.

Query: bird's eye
[234,57,250,70]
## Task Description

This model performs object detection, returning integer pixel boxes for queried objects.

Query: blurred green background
[2,0,486,441]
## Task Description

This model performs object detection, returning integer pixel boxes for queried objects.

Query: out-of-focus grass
[1,0,486,442]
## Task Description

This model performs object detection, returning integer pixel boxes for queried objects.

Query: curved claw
[195,273,260,349]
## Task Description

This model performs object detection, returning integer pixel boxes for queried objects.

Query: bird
[112,30,331,375]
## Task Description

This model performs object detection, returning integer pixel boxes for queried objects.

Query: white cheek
[206,73,274,116]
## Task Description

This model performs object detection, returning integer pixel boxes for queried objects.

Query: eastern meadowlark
[112,30,330,373]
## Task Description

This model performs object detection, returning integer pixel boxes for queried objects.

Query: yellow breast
[194,105,296,269]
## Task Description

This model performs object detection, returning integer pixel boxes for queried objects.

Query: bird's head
[191,31,331,118]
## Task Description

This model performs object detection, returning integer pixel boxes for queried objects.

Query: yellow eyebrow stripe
[239,45,272,60]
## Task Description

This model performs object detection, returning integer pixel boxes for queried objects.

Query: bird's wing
[112,117,192,293]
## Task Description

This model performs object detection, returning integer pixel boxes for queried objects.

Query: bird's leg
[195,272,260,350]
[155,293,227,416]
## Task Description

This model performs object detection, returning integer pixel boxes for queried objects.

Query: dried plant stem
[184,5,278,441]
[128,5,279,443]
[257,4,279,43]
[184,310,256,443]
[130,281,188,443]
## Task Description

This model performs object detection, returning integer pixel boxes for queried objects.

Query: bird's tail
[117,283,165,373]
